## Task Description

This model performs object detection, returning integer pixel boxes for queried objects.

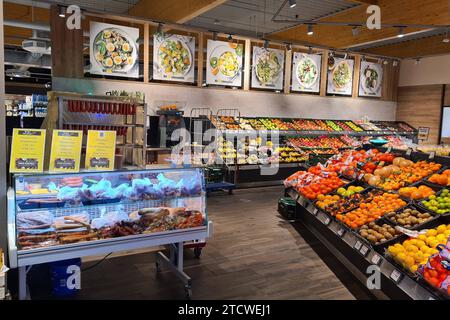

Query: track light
[212,32,218,41]
[393,60,398,67]
[383,60,389,65]
[415,58,421,65]
[264,40,269,50]
[397,27,405,38]
[227,34,233,41]
[443,29,449,43]
[361,55,366,62]
[58,5,66,18]
[307,25,313,36]
[289,0,297,8]
[352,26,360,37]
[308,46,312,54]
[286,43,292,51]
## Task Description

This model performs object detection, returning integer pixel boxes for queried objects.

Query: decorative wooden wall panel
[396,85,444,144]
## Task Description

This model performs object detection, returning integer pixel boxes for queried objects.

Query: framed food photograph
[327,57,354,96]
[153,33,195,83]
[251,46,284,90]
[206,39,243,87]
[89,22,139,78]
[359,61,383,97]
[291,52,322,93]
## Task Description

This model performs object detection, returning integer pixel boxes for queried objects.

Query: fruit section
[284,148,450,299]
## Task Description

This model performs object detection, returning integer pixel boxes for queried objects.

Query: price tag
[406,148,412,157]
[429,151,435,160]
[360,245,369,257]
[324,217,331,226]
[387,147,392,153]
[358,173,365,181]
[337,228,346,237]
[312,208,319,216]
[371,254,381,265]
[354,241,362,251]
[390,269,403,283]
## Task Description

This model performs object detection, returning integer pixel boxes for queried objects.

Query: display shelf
[8,167,211,299]
[288,191,442,300]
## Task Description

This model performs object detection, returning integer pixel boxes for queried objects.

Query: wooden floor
[31,187,374,300]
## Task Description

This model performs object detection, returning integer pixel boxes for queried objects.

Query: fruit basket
[384,204,439,231]
[354,218,404,253]
[419,188,450,216]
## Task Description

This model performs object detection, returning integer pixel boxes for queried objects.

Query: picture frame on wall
[291,52,322,93]
[153,33,196,83]
[359,61,383,97]
[89,22,139,79]
[206,39,243,87]
[326,57,354,96]
[251,46,284,90]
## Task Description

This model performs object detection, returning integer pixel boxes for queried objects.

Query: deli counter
[7,167,212,299]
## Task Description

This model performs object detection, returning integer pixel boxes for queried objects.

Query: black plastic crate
[278,197,297,220]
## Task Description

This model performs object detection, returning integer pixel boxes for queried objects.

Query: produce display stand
[207,115,418,187]
[284,149,450,300]
[7,168,212,300]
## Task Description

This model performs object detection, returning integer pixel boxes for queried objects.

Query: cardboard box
[0,287,5,300]
[0,272,5,287]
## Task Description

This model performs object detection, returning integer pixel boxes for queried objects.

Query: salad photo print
[153,33,195,83]
[206,39,243,87]
[359,61,383,97]
[251,46,284,90]
[90,22,139,78]
[327,57,354,96]
[292,52,322,93]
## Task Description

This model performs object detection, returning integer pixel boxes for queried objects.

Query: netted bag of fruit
[418,242,450,297]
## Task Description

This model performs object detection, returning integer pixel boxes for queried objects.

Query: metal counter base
[286,189,440,300]
[15,224,212,300]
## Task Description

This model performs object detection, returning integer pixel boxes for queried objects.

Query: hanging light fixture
[397,26,405,38]
[308,46,312,54]
[307,25,314,36]
[264,40,269,50]
[393,60,399,67]
[227,34,233,41]
[289,0,297,8]
[212,32,218,41]
[286,43,292,51]
[58,5,66,18]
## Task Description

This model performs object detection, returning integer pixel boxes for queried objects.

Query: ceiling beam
[349,0,378,4]
[128,0,227,24]
[361,35,450,58]
[269,0,450,50]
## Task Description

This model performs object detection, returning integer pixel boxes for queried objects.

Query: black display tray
[418,187,450,216]
[384,204,439,231]
[18,199,66,210]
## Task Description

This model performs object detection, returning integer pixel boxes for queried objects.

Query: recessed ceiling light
[397,27,405,38]
[58,5,66,18]
[286,43,292,51]
[227,34,233,41]
[289,0,297,8]
[307,25,314,36]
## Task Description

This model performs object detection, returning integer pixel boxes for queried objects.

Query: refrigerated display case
[7,167,212,299]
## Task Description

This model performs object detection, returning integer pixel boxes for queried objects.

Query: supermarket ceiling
[2,0,450,60]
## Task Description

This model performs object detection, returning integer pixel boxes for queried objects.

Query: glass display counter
[7,167,211,299]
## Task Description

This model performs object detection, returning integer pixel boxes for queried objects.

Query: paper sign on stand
[9,128,46,173]
[85,130,116,171]
[49,130,83,172]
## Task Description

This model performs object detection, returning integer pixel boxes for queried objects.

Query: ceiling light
[286,43,292,51]
[214,19,221,25]
[264,40,269,50]
[344,52,348,59]
[383,60,389,65]
[212,32,218,41]
[227,34,233,41]
[157,23,163,34]
[308,46,312,54]
[58,5,66,18]
[393,60,398,67]
[443,30,450,43]
[289,0,297,8]
[352,26,360,37]
[361,55,366,62]
[397,27,405,38]
[307,25,314,36]
[415,58,421,65]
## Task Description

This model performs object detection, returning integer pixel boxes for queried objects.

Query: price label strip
[406,148,412,157]
[323,217,331,226]
[371,254,381,265]
[312,208,319,216]
[429,151,436,160]
[337,227,346,237]
[354,241,362,251]
[360,245,369,257]
[390,269,403,283]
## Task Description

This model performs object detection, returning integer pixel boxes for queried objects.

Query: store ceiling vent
[22,39,51,55]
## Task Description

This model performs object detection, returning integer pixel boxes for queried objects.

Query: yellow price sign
[49,130,83,173]
[85,130,116,171]
[9,128,46,173]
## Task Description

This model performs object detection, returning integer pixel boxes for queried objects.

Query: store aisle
[72,187,370,300]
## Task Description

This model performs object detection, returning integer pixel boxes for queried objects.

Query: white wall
[399,55,450,87]
[53,77,396,120]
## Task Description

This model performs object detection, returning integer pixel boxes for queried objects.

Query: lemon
[397,252,407,261]
[436,234,447,243]
[426,229,438,237]
[403,240,412,247]
[437,225,447,234]
[406,245,419,253]
[419,245,430,253]
[429,248,439,255]
[415,240,426,247]
[418,234,427,241]
[414,252,424,263]
[404,256,415,267]
[447,224,450,230]
[410,265,418,273]
[426,236,436,246]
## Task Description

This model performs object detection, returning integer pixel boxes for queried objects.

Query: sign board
[49,130,83,173]
[10,129,46,173]
[85,130,116,171]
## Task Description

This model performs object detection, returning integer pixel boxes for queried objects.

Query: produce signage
[206,39,243,87]
[49,130,83,173]
[10,128,46,173]
[85,130,116,171]
[89,22,139,78]
[251,46,284,90]
[292,52,322,93]
[359,61,383,97]
[153,33,195,83]
[327,57,354,96]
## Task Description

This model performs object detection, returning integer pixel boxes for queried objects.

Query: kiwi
[367,235,377,243]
